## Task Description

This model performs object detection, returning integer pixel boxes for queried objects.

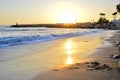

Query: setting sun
[58,11,76,24]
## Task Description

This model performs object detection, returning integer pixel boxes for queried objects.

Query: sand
[32,30,120,80]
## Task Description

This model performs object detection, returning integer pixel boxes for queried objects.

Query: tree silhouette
[99,13,105,18]
[112,12,117,20]
[98,18,109,24]
[116,3,120,13]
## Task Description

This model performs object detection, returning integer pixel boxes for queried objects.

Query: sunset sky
[0,0,119,25]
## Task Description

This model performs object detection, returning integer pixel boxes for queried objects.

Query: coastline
[0,30,119,80]
[32,30,120,80]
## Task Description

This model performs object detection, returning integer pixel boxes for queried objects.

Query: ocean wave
[0,29,103,47]
[0,28,47,32]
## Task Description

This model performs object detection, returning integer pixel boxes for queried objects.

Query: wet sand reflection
[65,39,74,64]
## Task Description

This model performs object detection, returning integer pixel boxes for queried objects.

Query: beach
[31,30,120,80]
[0,29,120,80]
[1,0,120,80]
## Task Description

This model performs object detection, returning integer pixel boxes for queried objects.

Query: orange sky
[0,0,119,25]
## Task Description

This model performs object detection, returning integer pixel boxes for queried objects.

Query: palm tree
[100,13,103,18]
[116,3,120,13]
[112,12,117,20]
[99,13,105,18]
[102,13,105,18]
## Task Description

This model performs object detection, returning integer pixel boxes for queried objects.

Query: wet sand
[32,30,120,80]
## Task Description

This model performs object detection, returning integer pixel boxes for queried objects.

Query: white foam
[0,27,104,47]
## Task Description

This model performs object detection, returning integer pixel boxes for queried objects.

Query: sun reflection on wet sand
[67,49,72,55]
[65,39,74,64]
[66,56,73,64]
[66,40,72,50]
[64,37,104,65]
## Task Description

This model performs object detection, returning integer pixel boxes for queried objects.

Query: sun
[57,11,76,24]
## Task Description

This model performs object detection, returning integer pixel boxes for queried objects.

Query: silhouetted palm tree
[112,12,117,20]
[102,13,105,18]
[99,13,105,18]
[116,3,120,13]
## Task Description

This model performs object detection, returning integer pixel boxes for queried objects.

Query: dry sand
[32,30,120,80]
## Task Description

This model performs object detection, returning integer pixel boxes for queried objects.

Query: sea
[0,26,103,47]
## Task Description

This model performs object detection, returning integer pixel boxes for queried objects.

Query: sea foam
[0,27,103,47]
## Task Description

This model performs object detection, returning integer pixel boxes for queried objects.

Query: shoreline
[0,30,119,80]
[32,30,120,80]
